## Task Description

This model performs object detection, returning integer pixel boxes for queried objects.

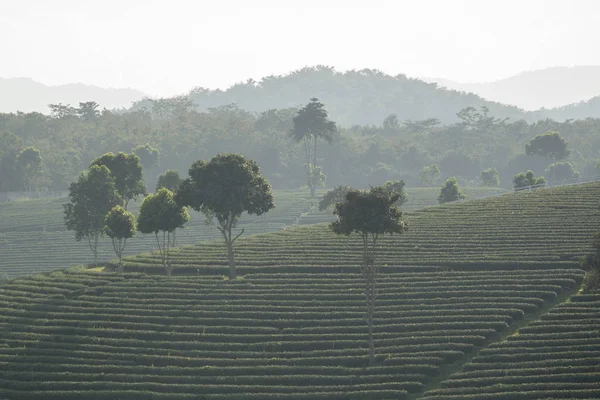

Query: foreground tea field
[0,186,504,278]
[422,290,600,400]
[124,183,600,274]
[0,268,584,400]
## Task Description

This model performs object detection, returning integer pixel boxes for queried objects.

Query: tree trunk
[227,240,236,280]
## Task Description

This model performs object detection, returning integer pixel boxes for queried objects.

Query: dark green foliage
[90,152,146,209]
[155,169,182,192]
[513,170,546,189]
[16,146,43,191]
[104,205,136,272]
[525,131,570,161]
[176,153,274,278]
[137,188,189,276]
[319,185,352,211]
[480,168,500,187]
[545,161,579,182]
[438,177,466,204]
[63,165,122,265]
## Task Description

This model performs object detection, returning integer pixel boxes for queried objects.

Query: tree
[175,154,275,279]
[438,177,466,204]
[418,164,441,186]
[137,188,189,276]
[480,168,500,187]
[525,131,569,161]
[382,180,407,207]
[319,185,352,211]
[76,101,100,121]
[156,169,183,192]
[513,170,546,189]
[104,205,136,273]
[331,186,407,364]
[132,143,160,170]
[63,165,122,266]
[382,114,400,132]
[16,146,43,192]
[289,98,337,197]
[90,152,146,209]
[545,161,579,183]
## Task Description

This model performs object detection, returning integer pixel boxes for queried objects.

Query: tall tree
[289,98,337,197]
[176,153,275,279]
[104,205,136,273]
[76,101,100,121]
[90,152,146,209]
[63,165,122,266]
[137,188,189,277]
[525,131,569,162]
[331,186,407,364]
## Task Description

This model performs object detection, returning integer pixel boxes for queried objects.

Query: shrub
[513,170,546,189]
[438,177,466,204]
[480,168,500,187]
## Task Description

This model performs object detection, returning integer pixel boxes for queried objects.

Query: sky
[1,0,600,97]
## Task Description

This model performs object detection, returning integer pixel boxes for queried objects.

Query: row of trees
[2,95,599,195]
[63,153,275,279]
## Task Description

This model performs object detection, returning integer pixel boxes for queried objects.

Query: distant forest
[1,66,599,193]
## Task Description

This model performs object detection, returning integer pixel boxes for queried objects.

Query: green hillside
[0,268,585,400]
[422,290,600,400]
[0,182,598,399]
[124,183,599,274]
[0,187,505,278]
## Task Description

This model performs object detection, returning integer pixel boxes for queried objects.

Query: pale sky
[1,0,600,97]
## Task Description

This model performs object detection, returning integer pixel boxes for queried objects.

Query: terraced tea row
[422,290,600,400]
[0,268,583,400]
[123,183,600,274]
[0,190,316,277]
[0,186,509,278]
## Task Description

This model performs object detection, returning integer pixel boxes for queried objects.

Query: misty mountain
[131,66,525,127]
[0,78,146,114]
[425,66,600,111]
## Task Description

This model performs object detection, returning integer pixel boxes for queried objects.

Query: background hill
[424,66,600,111]
[131,66,526,126]
[0,78,146,113]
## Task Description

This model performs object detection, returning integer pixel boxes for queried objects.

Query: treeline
[1,98,599,193]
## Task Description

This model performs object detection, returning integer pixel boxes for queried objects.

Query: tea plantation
[0,182,598,399]
[0,186,505,278]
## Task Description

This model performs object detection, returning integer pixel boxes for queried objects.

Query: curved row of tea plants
[123,183,600,275]
[0,186,508,278]
[421,290,600,400]
[0,268,584,400]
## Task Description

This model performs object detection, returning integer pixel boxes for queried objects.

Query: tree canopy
[137,188,189,276]
[104,205,136,272]
[438,177,466,204]
[156,169,182,192]
[175,153,275,278]
[513,170,546,189]
[63,165,122,265]
[525,131,570,161]
[90,152,146,208]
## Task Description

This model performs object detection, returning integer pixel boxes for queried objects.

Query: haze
[2,0,600,97]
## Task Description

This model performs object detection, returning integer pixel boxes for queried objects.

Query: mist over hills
[0,77,146,114]
[5,66,600,125]
[424,66,600,111]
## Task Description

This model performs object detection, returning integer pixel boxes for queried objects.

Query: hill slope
[132,66,525,126]
[0,182,597,399]
[125,183,600,274]
[425,66,600,111]
[0,77,146,113]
